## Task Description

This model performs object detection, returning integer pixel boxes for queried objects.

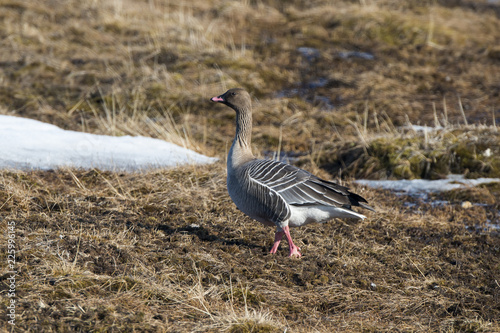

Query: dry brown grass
[0,165,499,331]
[0,0,499,331]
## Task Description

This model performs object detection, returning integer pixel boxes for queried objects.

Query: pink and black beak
[211,88,240,107]
[210,94,225,103]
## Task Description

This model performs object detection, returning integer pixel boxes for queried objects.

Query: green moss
[369,132,499,179]
[363,14,426,47]
[392,162,412,179]
[316,127,500,180]
[450,141,495,177]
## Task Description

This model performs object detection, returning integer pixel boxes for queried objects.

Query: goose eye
[231,92,236,96]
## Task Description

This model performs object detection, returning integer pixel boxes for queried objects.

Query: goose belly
[288,205,366,227]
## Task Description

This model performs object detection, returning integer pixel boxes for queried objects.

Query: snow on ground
[356,175,500,230]
[0,115,217,172]
[355,174,500,197]
[406,124,443,132]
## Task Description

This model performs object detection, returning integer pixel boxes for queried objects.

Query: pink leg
[283,226,302,257]
[269,230,284,254]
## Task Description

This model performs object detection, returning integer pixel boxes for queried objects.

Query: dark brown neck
[234,106,252,149]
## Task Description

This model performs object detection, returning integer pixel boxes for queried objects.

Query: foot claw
[288,245,302,258]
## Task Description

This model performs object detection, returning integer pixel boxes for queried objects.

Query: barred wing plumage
[246,159,371,212]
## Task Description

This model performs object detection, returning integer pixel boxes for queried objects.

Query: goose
[210,88,374,257]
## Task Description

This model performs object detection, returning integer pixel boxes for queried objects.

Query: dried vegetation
[0,0,499,332]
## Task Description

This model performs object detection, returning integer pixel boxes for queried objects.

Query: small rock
[461,201,472,209]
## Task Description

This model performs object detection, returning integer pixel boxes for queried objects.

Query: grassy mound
[316,125,500,180]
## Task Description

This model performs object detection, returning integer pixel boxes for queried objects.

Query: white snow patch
[355,174,500,197]
[356,174,500,232]
[0,115,217,172]
[406,124,443,132]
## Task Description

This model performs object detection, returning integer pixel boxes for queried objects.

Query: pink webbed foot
[288,244,302,258]
[269,230,284,254]
[269,226,302,257]
[283,226,302,258]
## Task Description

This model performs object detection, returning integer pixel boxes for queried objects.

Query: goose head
[210,88,251,112]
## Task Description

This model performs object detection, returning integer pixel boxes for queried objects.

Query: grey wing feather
[247,159,374,211]
[245,159,292,223]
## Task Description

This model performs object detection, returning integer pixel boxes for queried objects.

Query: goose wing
[247,159,373,210]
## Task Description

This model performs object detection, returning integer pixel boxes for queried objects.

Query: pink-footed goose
[211,88,374,257]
